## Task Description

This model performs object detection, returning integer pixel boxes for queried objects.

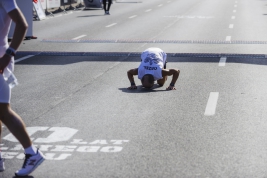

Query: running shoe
[15,149,45,176]
[0,158,5,172]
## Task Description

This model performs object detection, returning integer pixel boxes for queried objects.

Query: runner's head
[141,74,154,89]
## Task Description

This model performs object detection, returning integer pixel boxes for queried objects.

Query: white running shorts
[0,58,14,104]
[0,73,10,103]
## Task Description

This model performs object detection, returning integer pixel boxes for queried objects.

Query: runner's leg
[0,121,1,143]
[0,121,2,159]
[103,0,107,11]
[157,76,167,86]
[157,61,168,86]
[0,103,32,149]
[107,0,112,11]
[0,66,45,177]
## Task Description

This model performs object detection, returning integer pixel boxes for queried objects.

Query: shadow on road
[15,52,267,66]
[118,85,169,93]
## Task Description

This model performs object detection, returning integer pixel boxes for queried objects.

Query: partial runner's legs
[0,73,45,176]
[0,103,45,176]
[103,0,112,14]
[107,0,112,11]
[0,121,1,134]
[0,60,31,149]
[103,0,107,11]
[0,120,4,172]
[0,103,32,149]
[157,76,168,86]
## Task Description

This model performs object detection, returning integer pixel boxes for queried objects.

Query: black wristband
[6,47,16,57]
[131,82,136,86]
[170,83,175,87]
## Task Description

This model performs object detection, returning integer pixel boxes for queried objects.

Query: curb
[17,51,267,58]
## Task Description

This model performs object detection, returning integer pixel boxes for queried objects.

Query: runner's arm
[0,8,28,74]
[162,69,180,90]
[127,68,138,89]
[8,8,28,50]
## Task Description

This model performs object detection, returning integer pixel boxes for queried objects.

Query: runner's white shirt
[138,48,167,81]
[0,0,18,56]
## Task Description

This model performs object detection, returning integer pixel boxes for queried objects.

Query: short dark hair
[141,74,154,89]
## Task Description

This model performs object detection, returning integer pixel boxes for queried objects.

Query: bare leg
[0,103,31,149]
[157,76,168,86]
[0,121,1,153]
[0,121,1,141]
[0,121,3,170]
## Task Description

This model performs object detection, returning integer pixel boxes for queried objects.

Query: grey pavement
[1,0,267,177]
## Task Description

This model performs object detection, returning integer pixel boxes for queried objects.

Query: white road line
[229,24,234,28]
[129,15,137,19]
[72,35,87,40]
[205,92,219,116]
[158,4,163,7]
[231,16,236,19]
[226,36,231,41]
[234,5,237,7]
[15,55,35,63]
[235,1,238,3]
[145,9,152,12]
[219,57,227,66]
[233,10,237,13]
[167,1,171,3]
[106,23,117,27]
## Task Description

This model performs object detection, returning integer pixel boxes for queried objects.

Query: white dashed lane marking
[72,35,87,40]
[106,23,117,27]
[231,16,236,19]
[229,24,234,28]
[129,15,137,19]
[15,55,35,63]
[226,36,231,41]
[205,92,219,116]
[219,57,227,66]
[145,9,152,12]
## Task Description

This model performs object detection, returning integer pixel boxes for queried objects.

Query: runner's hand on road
[127,85,137,90]
[166,85,176,90]
[0,54,11,74]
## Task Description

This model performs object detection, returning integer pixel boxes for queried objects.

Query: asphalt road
[2,0,267,177]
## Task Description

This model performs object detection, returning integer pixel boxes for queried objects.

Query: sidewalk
[44,1,85,16]
[33,0,118,18]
